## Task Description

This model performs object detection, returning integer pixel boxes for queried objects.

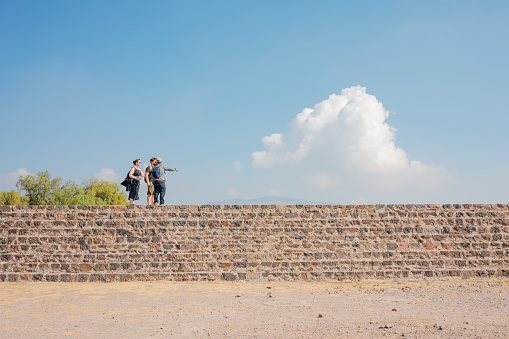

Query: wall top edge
[1,204,508,213]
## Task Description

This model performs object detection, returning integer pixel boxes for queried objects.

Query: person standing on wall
[153,157,178,205]
[145,157,157,205]
[128,159,144,205]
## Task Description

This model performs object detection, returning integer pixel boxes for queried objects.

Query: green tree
[53,181,100,205]
[15,171,129,205]
[16,171,62,205]
[0,190,28,205]
[83,178,129,205]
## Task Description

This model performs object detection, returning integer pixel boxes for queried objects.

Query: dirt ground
[0,280,507,338]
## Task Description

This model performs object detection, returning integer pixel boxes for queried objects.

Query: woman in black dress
[128,159,144,205]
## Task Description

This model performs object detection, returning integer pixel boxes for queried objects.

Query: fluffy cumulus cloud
[0,168,31,188]
[252,86,448,196]
[96,168,121,182]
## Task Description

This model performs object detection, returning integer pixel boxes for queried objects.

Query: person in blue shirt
[152,157,178,205]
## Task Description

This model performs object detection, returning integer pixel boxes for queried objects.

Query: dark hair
[150,157,157,162]
[133,159,141,165]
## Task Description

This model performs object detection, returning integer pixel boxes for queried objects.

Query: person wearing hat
[152,157,178,205]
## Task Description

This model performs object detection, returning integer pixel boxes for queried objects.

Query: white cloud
[262,133,283,148]
[252,133,311,169]
[226,187,241,198]
[251,86,449,194]
[0,168,31,187]
[233,161,242,171]
[96,168,121,182]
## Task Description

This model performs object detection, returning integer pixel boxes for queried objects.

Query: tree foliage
[0,190,28,205]
[16,171,62,205]
[0,171,129,206]
[83,178,128,205]
[52,181,101,205]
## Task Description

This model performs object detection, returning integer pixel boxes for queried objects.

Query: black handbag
[121,169,132,188]
[120,177,129,187]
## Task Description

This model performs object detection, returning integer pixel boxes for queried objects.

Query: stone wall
[0,204,508,282]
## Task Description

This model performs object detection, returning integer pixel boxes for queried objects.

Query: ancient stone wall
[0,204,508,282]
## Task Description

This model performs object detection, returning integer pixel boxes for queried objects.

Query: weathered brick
[423,243,438,250]
[221,273,236,281]
[79,264,92,272]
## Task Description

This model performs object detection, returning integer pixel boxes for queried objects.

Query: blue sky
[1,1,508,204]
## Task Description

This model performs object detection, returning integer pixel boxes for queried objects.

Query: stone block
[221,273,236,281]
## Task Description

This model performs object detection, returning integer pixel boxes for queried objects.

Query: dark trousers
[128,179,140,200]
[154,181,166,205]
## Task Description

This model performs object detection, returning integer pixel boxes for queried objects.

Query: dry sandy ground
[0,280,507,338]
